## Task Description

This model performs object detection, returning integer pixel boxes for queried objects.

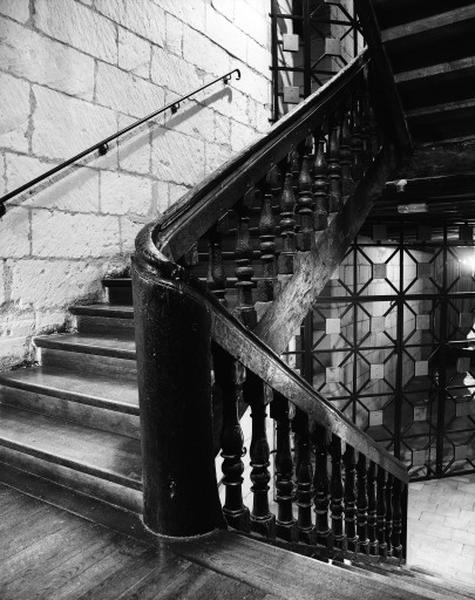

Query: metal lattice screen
[284,224,475,480]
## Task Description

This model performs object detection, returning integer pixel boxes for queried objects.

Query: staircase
[0,278,141,514]
[1,1,475,598]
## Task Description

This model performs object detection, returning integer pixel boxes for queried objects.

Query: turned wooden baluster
[313,127,329,232]
[339,107,355,201]
[344,444,358,553]
[392,478,403,560]
[214,346,250,531]
[356,453,369,555]
[330,434,345,561]
[327,114,342,213]
[257,167,279,301]
[351,93,364,182]
[296,147,314,251]
[278,171,297,275]
[313,423,330,557]
[234,190,257,328]
[385,473,394,557]
[377,466,388,559]
[367,460,378,556]
[207,224,227,306]
[270,392,297,541]
[293,408,314,543]
[244,371,276,538]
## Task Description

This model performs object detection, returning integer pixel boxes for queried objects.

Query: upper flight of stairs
[373,0,475,143]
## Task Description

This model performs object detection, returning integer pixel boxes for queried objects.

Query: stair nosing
[382,5,475,43]
[34,334,136,360]
[0,370,139,416]
[70,304,134,319]
[0,434,142,491]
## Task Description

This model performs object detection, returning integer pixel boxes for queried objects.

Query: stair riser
[76,315,135,339]
[40,348,137,381]
[0,446,142,512]
[0,387,140,439]
[106,286,133,305]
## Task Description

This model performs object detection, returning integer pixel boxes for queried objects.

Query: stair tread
[35,333,136,359]
[0,404,141,488]
[103,278,131,286]
[395,55,475,84]
[382,5,475,42]
[71,304,134,318]
[0,366,139,413]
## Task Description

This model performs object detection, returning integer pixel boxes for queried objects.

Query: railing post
[131,258,223,537]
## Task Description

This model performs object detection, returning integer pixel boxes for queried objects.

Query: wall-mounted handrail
[0,68,241,218]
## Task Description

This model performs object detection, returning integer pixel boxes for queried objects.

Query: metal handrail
[0,68,241,218]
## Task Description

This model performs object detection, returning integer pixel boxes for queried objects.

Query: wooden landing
[1,482,471,600]
[0,483,273,600]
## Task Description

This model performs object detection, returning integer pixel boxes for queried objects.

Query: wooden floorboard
[0,483,281,600]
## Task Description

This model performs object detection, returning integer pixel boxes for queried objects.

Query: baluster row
[215,355,407,563]
[204,89,380,316]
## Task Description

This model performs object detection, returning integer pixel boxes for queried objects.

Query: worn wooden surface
[254,144,396,356]
[0,483,278,600]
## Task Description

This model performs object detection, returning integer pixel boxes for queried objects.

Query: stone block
[96,62,165,118]
[151,46,202,95]
[117,114,152,175]
[158,0,205,32]
[230,120,254,152]
[119,215,148,254]
[166,102,215,144]
[211,0,235,22]
[118,28,152,79]
[32,86,117,161]
[183,27,230,76]
[0,72,30,152]
[206,6,245,60]
[234,2,268,46]
[6,154,100,213]
[246,36,271,75]
[31,210,120,258]
[205,142,231,175]
[168,182,189,209]
[0,18,95,100]
[0,0,29,22]
[151,127,205,186]
[35,0,117,63]
[95,0,165,46]
[9,258,104,308]
[0,206,30,259]
[165,13,183,56]
[100,171,152,215]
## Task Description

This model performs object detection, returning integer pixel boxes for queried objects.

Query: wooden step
[35,333,136,380]
[406,98,475,142]
[103,278,133,306]
[396,56,475,111]
[381,6,475,74]
[0,366,139,438]
[71,304,134,338]
[0,404,142,511]
[373,0,475,30]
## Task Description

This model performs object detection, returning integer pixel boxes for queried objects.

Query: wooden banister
[132,45,411,557]
[153,52,370,261]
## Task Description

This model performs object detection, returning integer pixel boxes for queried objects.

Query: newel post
[131,256,223,537]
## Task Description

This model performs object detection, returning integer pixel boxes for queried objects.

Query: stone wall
[0,0,271,368]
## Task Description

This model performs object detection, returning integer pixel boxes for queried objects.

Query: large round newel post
[131,255,223,537]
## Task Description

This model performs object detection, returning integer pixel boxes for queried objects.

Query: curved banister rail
[153,52,370,261]
[132,47,410,550]
[0,68,241,218]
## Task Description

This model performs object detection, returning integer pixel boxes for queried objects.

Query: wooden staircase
[1,1,475,598]
[0,279,141,514]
